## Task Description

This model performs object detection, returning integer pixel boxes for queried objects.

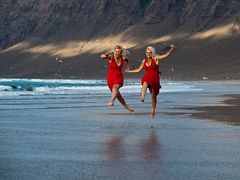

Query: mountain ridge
[1,0,240,79]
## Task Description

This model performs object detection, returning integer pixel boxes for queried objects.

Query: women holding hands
[126,45,176,116]
[100,45,134,112]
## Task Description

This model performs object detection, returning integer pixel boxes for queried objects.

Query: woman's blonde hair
[114,45,123,55]
[146,46,156,56]
[106,45,124,56]
[113,45,130,57]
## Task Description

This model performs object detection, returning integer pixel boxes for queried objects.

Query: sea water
[0,78,204,96]
[1,78,239,109]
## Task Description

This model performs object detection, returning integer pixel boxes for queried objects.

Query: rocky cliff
[1,0,240,79]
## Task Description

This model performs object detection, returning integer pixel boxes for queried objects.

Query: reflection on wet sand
[104,130,160,160]
[105,136,125,160]
[139,130,160,160]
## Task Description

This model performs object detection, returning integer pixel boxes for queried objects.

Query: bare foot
[108,101,114,106]
[125,105,134,112]
[151,111,156,118]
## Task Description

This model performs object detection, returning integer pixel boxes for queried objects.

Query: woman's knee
[152,95,157,100]
[143,82,148,87]
[151,91,158,99]
[112,84,121,90]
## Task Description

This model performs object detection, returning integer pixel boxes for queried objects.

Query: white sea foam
[0,79,203,97]
[0,85,13,91]
[0,78,105,84]
[34,86,109,95]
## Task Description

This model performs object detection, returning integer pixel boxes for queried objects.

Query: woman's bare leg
[108,84,121,106]
[117,93,134,112]
[141,82,148,102]
[151,92,157,117]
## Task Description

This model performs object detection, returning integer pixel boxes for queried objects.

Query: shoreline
[0,77,240,83]
[188,94,240,125]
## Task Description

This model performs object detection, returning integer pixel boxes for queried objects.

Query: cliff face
[1,0,240,79]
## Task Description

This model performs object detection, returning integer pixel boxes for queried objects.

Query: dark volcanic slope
[0,0,240,79]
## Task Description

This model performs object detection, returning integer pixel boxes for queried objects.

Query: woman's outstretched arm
[155,45,176,61]
[125,60,144,73]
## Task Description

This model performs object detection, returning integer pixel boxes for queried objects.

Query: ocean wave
[0,78,106,85]
[0,79,203,96]
[0,85,13,91]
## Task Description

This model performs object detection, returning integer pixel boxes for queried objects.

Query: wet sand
[1,82,240,180]
[188,94,240,125]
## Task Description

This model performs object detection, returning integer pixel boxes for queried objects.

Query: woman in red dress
[100,45,134,112]
[126,45,175,116]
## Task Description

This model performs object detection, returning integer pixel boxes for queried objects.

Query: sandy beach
[189,94,240,125]
[0,79,240,180]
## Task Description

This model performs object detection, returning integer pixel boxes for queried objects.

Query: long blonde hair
[112,45,130,57]
[146,46,156,56]
[114,45,123,54]
[106,45,123,55]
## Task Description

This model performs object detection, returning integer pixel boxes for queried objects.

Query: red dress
[141,58,161,95]
[106,55,126,91]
